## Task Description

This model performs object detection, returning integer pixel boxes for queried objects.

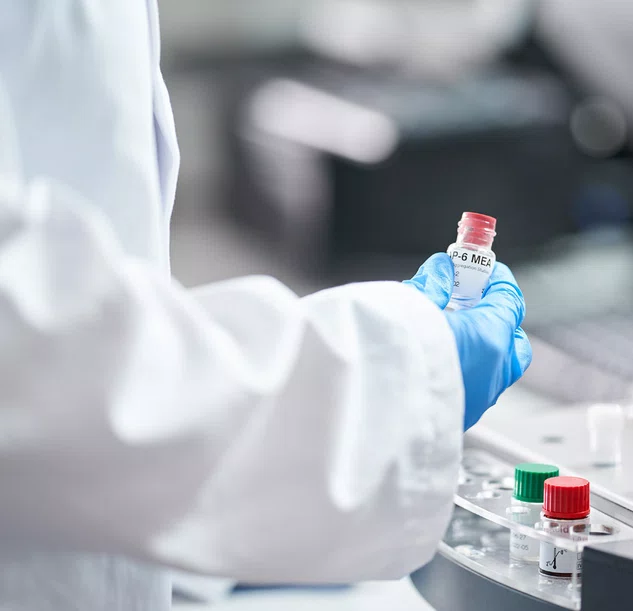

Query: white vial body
[509,498,541,563]
[586,403,624,467]
[539,516,590,578]
[447,243,495,310]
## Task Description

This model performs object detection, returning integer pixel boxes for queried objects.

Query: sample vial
[446,212,497,310]
[539,476,591,579]
[586,403,624,467]
[509,463,559,563]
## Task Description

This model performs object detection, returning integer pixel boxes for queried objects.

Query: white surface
[477,385,633,504]
[587,403,625,467]
[173,579,434,611]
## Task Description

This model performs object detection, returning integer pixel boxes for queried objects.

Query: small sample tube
[509,463,559,563]
[539,476,591,579]
[446,212,497,311]
[586,403,624,467]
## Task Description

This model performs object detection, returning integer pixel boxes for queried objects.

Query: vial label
[447,246,495,307]
[509,502,542,562]
[539,542,582,576]
[510,530,540,560]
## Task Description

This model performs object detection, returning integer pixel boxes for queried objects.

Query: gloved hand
[402,253,455,310]
[405,254,532,430]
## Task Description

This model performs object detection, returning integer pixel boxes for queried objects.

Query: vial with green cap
[509,463,559,563]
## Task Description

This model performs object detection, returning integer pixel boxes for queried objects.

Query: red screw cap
[461,212,497,231]
[543,476,590,520]
[457,212,497,248]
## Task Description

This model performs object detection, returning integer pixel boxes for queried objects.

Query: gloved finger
[511,327,532,385]
[477,262,526,329]
[403,252,454,310]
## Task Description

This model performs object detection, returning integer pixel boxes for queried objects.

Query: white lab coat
[0,1,464,610]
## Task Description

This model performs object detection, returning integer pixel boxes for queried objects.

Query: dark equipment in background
[226,41,633,284]
[224,36,633,408]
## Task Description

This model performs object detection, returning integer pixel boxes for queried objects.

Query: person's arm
[0,173,463,583]
[0,1,465,583]
[0,0,529,586]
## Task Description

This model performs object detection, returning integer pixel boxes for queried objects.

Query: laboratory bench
[174,580,432,611]
[410,382,633,611]
[171,384,633,611]
[409,231,633,610]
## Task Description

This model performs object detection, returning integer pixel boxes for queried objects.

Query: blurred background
[164,0,633,405]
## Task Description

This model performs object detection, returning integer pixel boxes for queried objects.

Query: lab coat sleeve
[0,181,463,584]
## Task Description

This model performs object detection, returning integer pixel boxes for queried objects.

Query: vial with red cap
[446,212,497,310]
[538,476,591,579]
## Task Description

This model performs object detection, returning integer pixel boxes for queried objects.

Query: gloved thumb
[403,253,454,310]
[511,326,532,384]
[477,262,526,330]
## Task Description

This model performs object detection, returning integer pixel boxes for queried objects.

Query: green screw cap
[513,463,559,503]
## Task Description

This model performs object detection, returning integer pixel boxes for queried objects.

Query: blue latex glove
[405,253,532,430]
[402,253,455,310]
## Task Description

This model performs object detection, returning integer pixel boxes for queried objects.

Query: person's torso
[0,1,179,609]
